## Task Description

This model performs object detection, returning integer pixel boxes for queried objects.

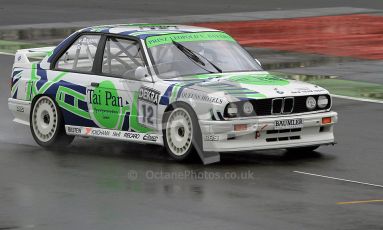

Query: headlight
[226,103,238,118]
[306,96,317,110]
[243,101,254,115]
[317,95,329,109]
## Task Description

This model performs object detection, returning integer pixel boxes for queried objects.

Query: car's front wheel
[163,104,200,161]
[30,96,74,148]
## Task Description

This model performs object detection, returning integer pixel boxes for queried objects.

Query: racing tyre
[30,96,74,148]
[163,104,200,161]
[286,145,319,153]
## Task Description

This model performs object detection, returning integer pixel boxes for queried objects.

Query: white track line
[0,52,15,56]
[332,94,383,104]
[294,171,383,188]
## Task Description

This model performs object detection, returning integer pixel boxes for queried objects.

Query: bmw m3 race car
[8,24,337,164]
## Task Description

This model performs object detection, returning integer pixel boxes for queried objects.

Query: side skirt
[65,125,163,146]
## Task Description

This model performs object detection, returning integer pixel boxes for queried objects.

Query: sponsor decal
[87,80,129,129]
[66,126,160,144]
[88,88,123,107]
[91,129,111,137]
[275,119,303,127]
[204,135,220,141]
[291,89,327,94]
[85,127,92,135]
[124,132,140,139]
[88,26,112,32]
[67,127,82,134]
[145,31,235,48]
[138,87,159,129]
[143,134,158,142]
[291,87,327,94]
[138,87,160,105]
[274,119,303,130]
[138,24,178,30]
[180,91,224,104]
[16,106,24,113]
[112,131,122,137]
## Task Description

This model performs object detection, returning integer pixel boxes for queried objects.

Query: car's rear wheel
[30,96,74,148]
[163,104,199,161]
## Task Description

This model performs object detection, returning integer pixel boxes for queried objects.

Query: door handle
[91,82,99,87]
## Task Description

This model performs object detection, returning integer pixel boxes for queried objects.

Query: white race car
[8,24,337,164]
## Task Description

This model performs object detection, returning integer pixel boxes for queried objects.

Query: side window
[102,37,144,78]
[55,35,101,73]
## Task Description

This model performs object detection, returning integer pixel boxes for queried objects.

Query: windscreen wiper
[172,40,222,73]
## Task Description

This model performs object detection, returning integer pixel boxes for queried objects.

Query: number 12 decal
[138,100,157,129]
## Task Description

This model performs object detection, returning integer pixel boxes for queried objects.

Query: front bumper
[199,111,337,152]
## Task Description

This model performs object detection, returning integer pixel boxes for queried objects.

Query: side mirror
[134,66,151,81]
[254,58,262,67]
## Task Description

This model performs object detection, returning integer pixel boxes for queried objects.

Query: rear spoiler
[14,47,55,68]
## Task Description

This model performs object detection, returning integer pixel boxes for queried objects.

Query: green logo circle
[90,80,121,129]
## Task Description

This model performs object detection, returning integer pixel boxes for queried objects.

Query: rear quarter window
[55,35,101,73]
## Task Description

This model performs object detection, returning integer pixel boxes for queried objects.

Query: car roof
[44,24,224,67]
[80,23,220,39]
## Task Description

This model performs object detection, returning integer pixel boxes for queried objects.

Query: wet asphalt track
[1,52,383,229]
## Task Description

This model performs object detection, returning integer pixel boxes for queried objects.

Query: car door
[49,33,158,134]
[95,35,158,133]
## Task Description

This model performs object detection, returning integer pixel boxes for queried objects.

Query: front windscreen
[145,32,262,79]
